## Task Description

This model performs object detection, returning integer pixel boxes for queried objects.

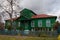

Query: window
[38,20,42,27]
[8,23,10,26]
[18,22,20,27]
[46,19,51,27]
[31,21,34,27]
[12,21,16,27]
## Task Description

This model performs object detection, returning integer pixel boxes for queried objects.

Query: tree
[53,21,60,30]
[0,15,5,30]
[0,0,21,30]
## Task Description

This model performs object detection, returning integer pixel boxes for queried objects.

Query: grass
[0,35,57,40]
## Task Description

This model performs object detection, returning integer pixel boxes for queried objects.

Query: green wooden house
[5,8,36,30]
[31,14,57,31]
[5,8,57,31]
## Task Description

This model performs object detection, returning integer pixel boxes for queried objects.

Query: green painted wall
[20,8,36,19]
[5,17,57,30]
[5,8,57,30]
[18,16,28,21]
[31,17,57,28]
[17,8,36,30]
[5,20,19,30]
[18,20,31,30]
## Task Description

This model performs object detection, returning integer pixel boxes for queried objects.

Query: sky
[20,0,60,22]
[20,0,60,16]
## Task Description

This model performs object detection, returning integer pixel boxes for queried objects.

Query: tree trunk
[8,0,14,30]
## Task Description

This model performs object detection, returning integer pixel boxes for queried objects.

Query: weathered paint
[5,8,57,31]
[31,17,57,28]
[20,8,36,19]
[17,8,36,30]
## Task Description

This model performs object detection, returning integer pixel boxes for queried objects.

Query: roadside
[0,35,57,40]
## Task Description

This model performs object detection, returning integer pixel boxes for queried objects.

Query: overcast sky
[20,0,60,17]
[1,0,60,22]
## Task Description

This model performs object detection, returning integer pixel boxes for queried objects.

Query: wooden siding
[31,17,57,28]
[20,8,35,19]
[5,8,57,30]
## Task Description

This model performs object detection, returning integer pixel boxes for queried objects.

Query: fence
[0,30,58,37]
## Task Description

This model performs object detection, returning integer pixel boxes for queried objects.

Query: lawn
[0,35,57,40]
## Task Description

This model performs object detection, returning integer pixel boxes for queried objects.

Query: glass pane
[38,20,42,27]
[31,21,34,27]
[18,22,20,27]
[46,20,51,27]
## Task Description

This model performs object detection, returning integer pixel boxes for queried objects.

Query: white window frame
[18,22,20,27]
[46,19,51,27]
[31,21,34,27]
[38,20,42,27]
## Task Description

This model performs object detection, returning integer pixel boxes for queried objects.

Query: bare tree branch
[7,0,11,3]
